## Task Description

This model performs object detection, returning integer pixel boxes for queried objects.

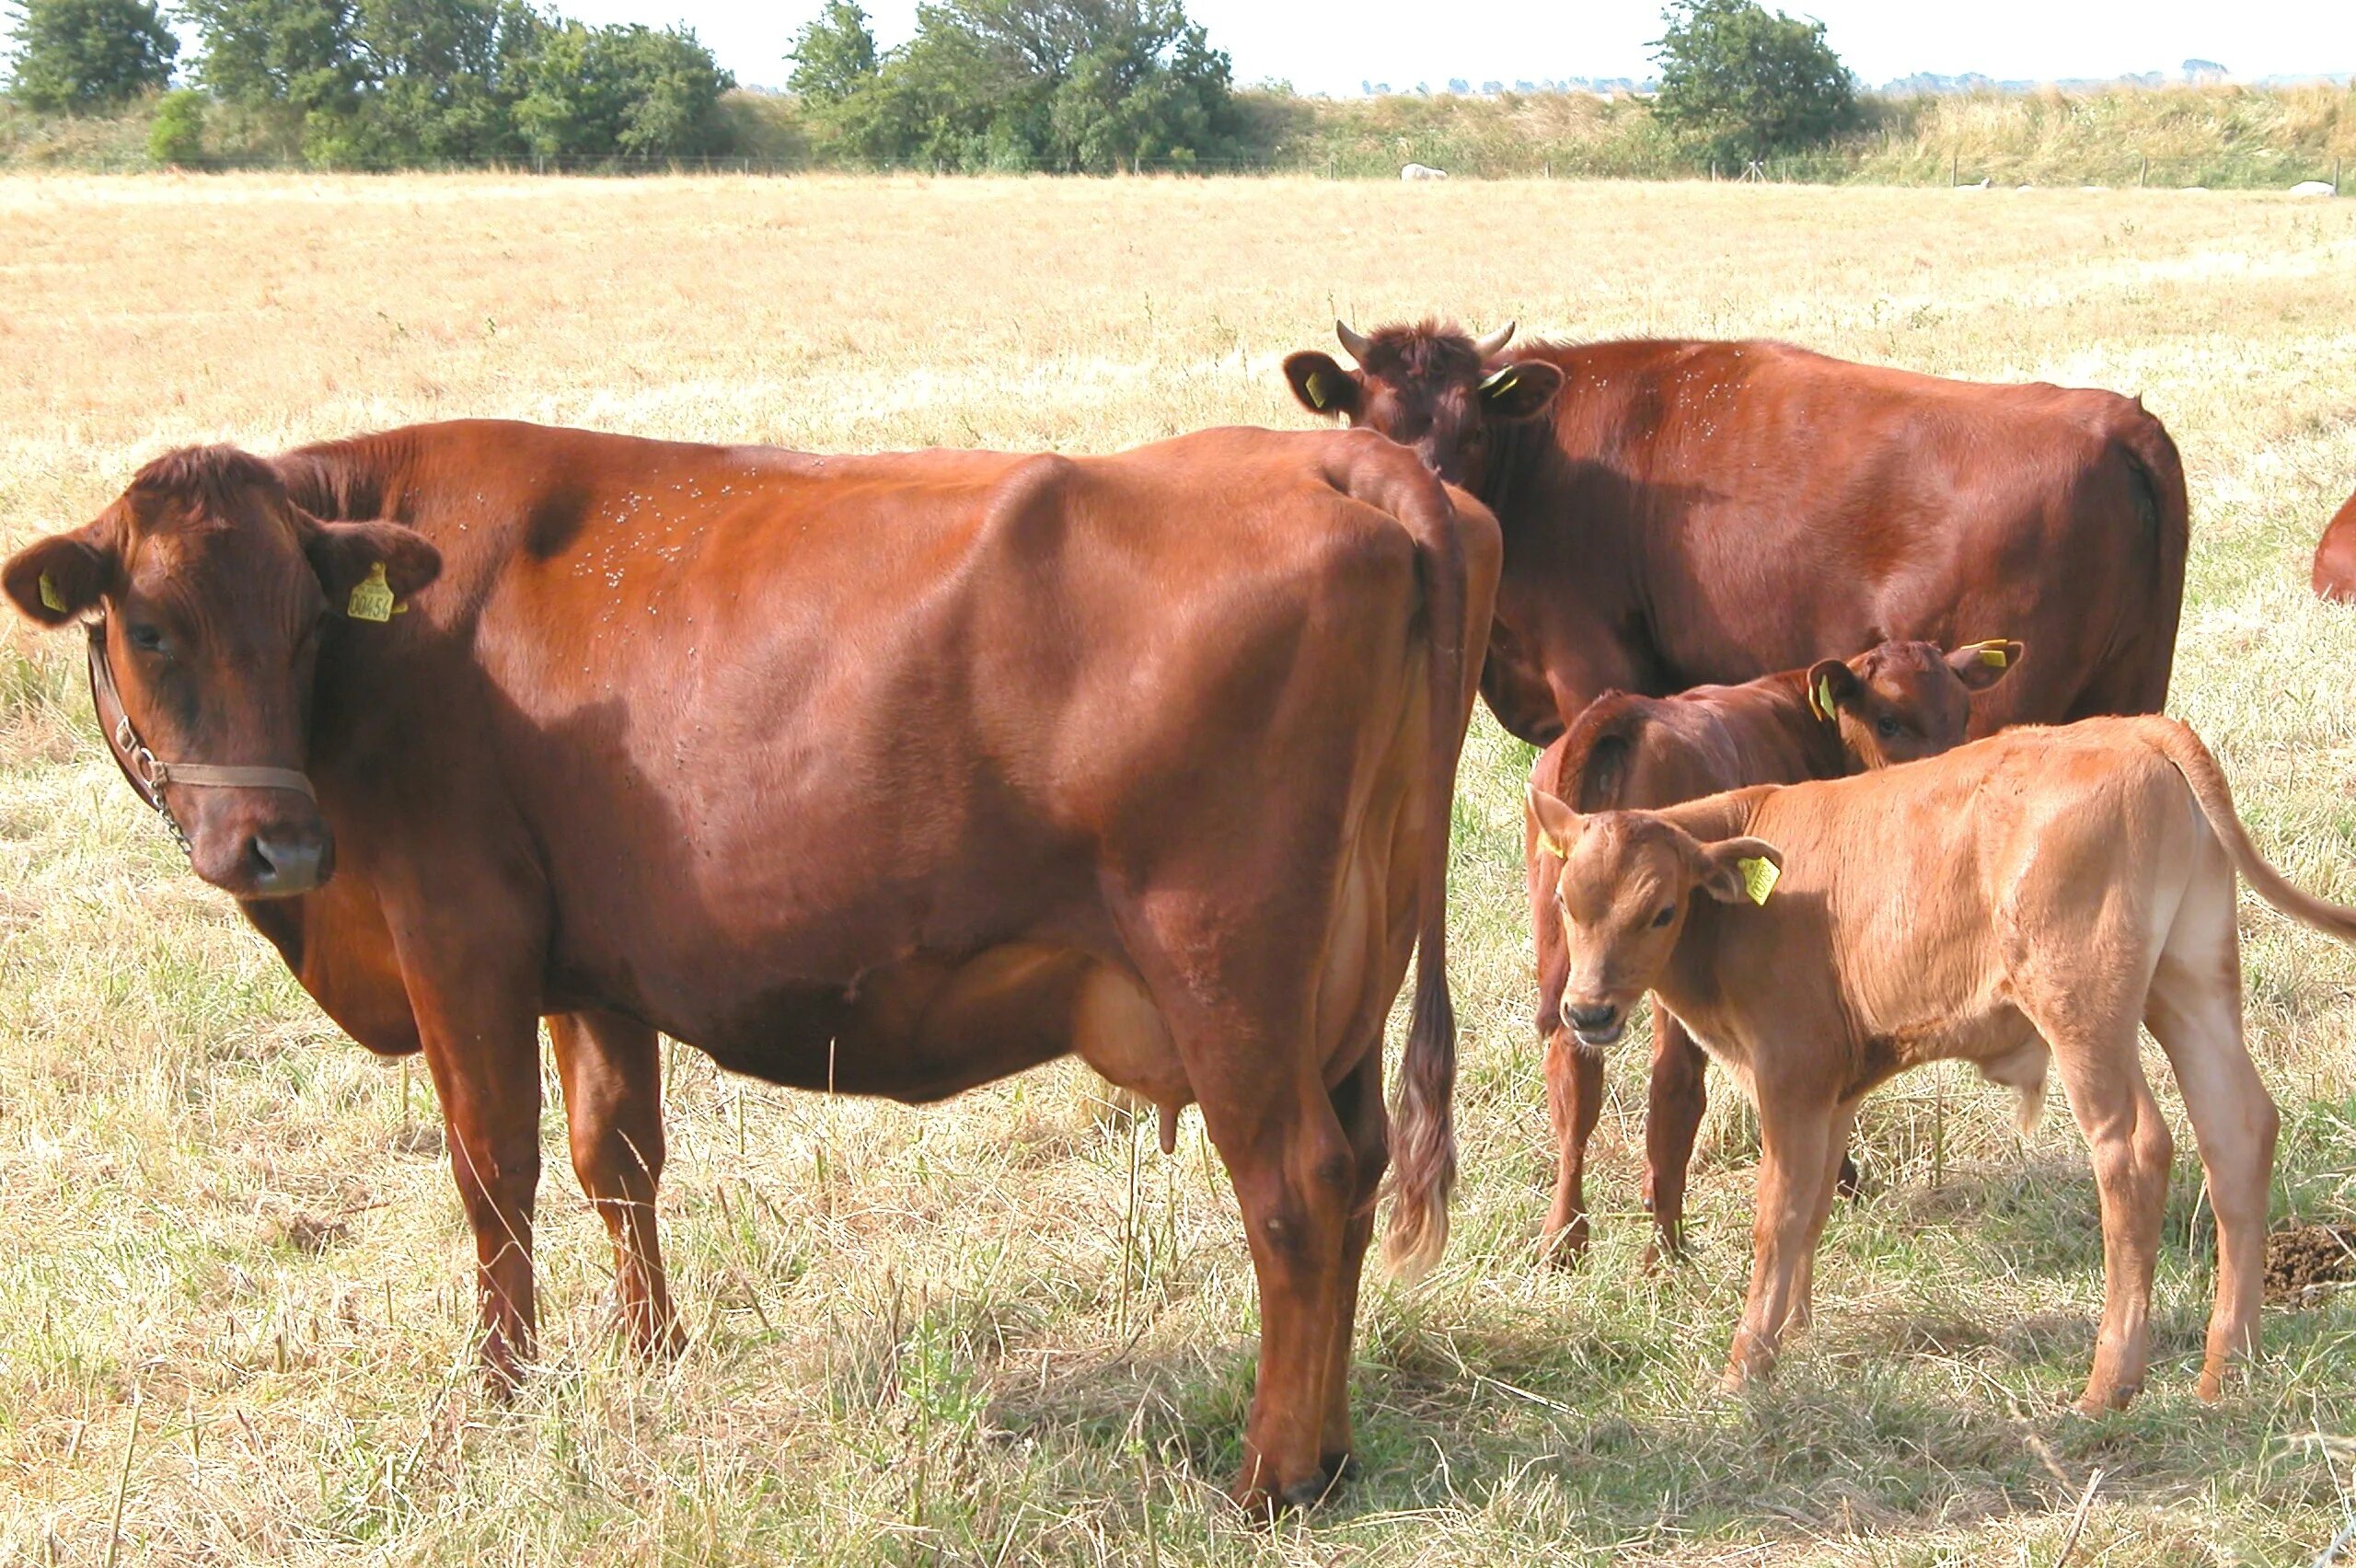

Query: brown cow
[1530,638,2020,1264]
[1282,320,2187,744]
[1,421,1501,1513]
[2315,487,2356,602]
[1515,717,2325,1412]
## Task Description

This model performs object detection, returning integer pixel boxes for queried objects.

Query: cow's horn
[1335,319,1373,363]
[1472,320,1517,358]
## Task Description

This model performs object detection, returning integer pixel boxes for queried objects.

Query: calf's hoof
[1539,1223,1590,1271]
[1835,1153,1865,1202]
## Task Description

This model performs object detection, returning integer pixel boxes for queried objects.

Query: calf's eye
[1875,716,1900,739]
[128,624,166,653]
[1651,905,1675,928]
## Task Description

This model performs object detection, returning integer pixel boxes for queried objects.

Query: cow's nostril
[1564,1001,1619,1034]
[248,829,330,895]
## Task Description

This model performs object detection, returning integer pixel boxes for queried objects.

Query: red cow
[2,421,1501,1513]
[1282,320,2187,744]
[1529,640,2018,1263]
[2316,488,2356,602]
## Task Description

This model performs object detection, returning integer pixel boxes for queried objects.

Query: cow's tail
[2149,719,2356,944]
[1369,455,1496,1283]
[2097,403,2191,713]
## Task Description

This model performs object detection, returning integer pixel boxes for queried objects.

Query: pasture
[1,173,2353,1564]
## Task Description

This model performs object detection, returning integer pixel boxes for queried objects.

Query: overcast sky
[553,0,2356,95]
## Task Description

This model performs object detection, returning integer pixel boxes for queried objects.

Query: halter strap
[86,622,317,842]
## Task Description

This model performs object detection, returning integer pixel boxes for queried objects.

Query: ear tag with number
[39,571,65,613]
[347,561,397,623]
[1305,371,1331,410]
[1738,856,1780,905]
[1977,644,2008,668]
[1811,675,1837,721]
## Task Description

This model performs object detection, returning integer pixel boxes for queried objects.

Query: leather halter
[86,620,316,855]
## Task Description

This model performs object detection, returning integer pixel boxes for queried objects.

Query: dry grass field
[2,173,2354,1565]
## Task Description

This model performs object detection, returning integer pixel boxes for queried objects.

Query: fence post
[1948,151,1957,187]
[2139,153,2148,188]
[2337,156,2344,194]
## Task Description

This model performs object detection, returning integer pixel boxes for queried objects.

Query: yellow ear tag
[1977,645,2008,668]
[39,571,66,613]
[1479,366,1520,398]
[1738,857,1780,905]
[1811,675,1837,721]
[1305,371,1331,410]
[347,561,397,623]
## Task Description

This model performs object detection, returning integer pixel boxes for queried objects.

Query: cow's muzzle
[1563,999,1624,1047]
[244,823,334,897]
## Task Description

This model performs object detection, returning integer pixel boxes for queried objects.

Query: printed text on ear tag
[348,561,397,623]
[1738,857,1780,905]
[1977,645,2008,668]
[39,572,65,613]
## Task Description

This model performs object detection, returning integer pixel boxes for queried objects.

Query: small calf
[1528,639,2019,1262]
[1529,716,2335,1410]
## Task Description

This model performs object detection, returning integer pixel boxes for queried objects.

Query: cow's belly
[679,942,1184,1107]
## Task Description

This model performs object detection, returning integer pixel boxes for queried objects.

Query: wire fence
[21,146,2349,190]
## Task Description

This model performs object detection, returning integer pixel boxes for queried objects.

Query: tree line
[3,0,1863,173]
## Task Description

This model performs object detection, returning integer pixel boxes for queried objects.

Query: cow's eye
[127,623,167,654]
[1651,904,1675,928]
[1875,716,1901,739]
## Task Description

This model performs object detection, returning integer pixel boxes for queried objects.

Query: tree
[147,84,206,161]
[804,0,1241,173]
[6,0,178,111]
[1649,0,1858,166]
[788,0,877,105]
[182,0,365,120]
[512,20,733,158]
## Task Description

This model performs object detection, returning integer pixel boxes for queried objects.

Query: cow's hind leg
[1542,1030,1604,1265]
[1642,1009,1709,1263]
[1186,1043,1358,1514]
[2144,886,2280,1401]
[1316,1046,1388,1486]
[550,1009,681,1357]
[2028,1005,2173,1412]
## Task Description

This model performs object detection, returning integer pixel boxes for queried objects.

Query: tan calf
[1523,716,2334,1410]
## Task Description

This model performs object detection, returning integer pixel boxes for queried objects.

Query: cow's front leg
[1722,1090,1834,1391]
[550,1009,679,1356]
[410,975,545,1388]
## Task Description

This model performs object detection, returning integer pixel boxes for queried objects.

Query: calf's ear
[2,523,113,627]
[1476,361,1564,421]
[1946,639,2023,692]
[1283,352,1359,419]
[1526,782,1583,859]
[1806,658,1863,721]
[1694,836,1785,905]
[305,519,444,613]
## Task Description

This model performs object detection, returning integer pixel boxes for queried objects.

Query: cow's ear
[1476,360,1564,421]
[2,524,113,628]
[1694,836,1784,905]
[1284,352,1359,419]
[1946,639,2023,692]
[1806,659,1863,721]
[306,518,443,615]
[1526,782,1583,859]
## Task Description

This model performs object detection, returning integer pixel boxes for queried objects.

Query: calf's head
[2,447,439,898]
[1810,638,2022,768]
[1283,319,1564,490]
[1527,794,1783,1048]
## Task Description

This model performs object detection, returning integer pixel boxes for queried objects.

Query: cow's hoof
[1540,1229,1589,1271]
[1319,1451,1360,1489]
[1835,1154,1866,1202]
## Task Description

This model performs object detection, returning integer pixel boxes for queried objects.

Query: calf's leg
[550,1009,681,1356]
[2043,1025,2173,1412]
[1542,1031,1604,1264]
[2145,905,2279,1401]
[1723,1090,1836,1390]
[1642,1009,1709,1262]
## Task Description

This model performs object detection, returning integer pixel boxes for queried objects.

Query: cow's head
[2,447,439,898]
[1525,794,1781,1048]
[1283,319,1565,490]
[1808,638,2023,768]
